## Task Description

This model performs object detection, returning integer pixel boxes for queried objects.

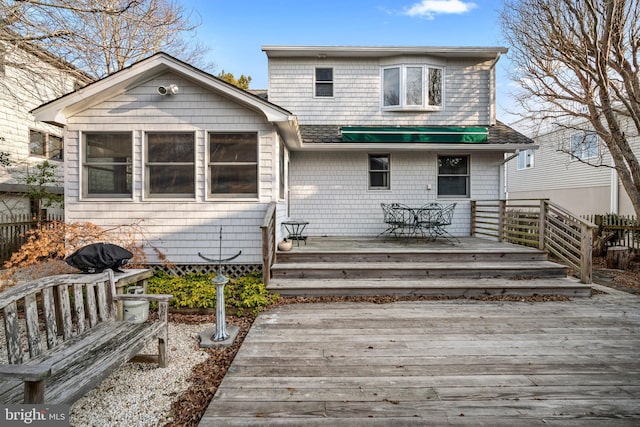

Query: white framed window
[438,155,469,198]
[145,132,195,198]
[209,132,258,198]
[382,65,443,110]
[517,149,534,170]
[315,67,333,97]
[29,129,64,160]
[83,132,132,198]
[369,154,390,190]
[570,132,598,160]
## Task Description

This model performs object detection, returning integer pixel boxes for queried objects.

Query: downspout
[610,167,619,214]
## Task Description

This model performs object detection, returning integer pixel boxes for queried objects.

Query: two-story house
[32,47,533,270]
[0,31,91,219]
[506,118,639,216]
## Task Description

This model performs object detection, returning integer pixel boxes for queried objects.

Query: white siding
[506,119,639,215]
[289,151,502,237]
[65,71,283,264]
[267,57,493,126]
[0,42,79,216]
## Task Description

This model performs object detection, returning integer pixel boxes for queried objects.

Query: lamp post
[198,227,241,347]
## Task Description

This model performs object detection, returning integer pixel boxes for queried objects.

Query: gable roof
[31,52,302,147]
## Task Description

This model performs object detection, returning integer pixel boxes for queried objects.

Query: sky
[181,0,519,123]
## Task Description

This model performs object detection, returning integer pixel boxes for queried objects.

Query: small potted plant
[278,238,293,251]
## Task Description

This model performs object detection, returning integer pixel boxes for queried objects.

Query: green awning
[341,126,489,143]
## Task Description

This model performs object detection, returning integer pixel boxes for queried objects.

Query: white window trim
[143,131,197,201]
[314,67,334,98]
[80,130,134,201]
[437,154,470,199]
[517,149,534,170]
[569,132,599,161]
[29,129,64,161]
[206,130,260,201]
[381,64,444,111]
[368,153,391,191]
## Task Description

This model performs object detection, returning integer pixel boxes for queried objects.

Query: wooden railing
[471,199,596,284]
[260,202,277,287]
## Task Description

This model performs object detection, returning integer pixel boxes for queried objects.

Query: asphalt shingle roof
[299,121,533,145]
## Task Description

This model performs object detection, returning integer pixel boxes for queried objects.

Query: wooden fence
[0,214,63,264]
[582,214,639,251]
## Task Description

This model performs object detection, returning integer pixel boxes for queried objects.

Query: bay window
[382,64,443,110]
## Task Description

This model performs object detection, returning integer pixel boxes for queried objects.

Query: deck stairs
[267,237,592,298]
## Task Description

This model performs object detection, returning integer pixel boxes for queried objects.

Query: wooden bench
[0,270,172,404]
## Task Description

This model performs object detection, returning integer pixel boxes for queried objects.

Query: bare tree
[1,0,210,79]
[501,0,640,218]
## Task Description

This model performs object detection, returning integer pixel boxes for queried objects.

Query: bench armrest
[0,364,51,381]
[113,293,173,303]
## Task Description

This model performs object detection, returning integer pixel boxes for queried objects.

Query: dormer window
[382,65,443,111]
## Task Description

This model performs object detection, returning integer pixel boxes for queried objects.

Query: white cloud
[403,0,477,19]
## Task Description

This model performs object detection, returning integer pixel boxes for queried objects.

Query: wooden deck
[200,291,640,426]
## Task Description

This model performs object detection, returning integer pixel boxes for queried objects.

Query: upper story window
[570,132,598,161]
[382,65,443,110]
[517,149,534,170]
[315,67,333,97]
[438,155,469,198]
[209,132,258,198]
[83,132,132,198]
[146,132,195,198]
[369,154,390,190]
[30,129,63,161]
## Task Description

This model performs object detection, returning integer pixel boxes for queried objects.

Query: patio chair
[432,203,460,244]
[379,203,415,238]
[415,203,440,240]
[379,203,402,238]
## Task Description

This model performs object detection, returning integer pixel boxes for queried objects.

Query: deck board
[200,293,640,426]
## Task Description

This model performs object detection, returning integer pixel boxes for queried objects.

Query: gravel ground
[69,322,209,426]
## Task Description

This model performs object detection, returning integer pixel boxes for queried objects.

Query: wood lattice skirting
[149,264,262,278]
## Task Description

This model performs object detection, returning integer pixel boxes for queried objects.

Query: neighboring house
[506,118,640,216]
[0,31,92,219]
[32,47,533,269]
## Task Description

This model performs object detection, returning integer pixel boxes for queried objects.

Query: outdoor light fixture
[157,84,179,95]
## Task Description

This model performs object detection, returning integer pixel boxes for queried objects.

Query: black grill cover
[65,243,133,273]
